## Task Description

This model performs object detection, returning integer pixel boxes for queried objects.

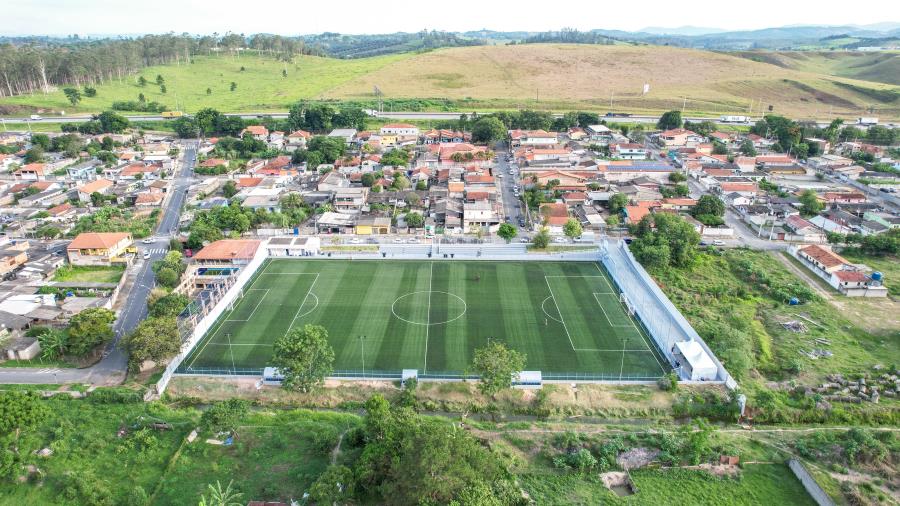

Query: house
[355,216,392,235]
[463,201,500,231]
[808,154,853,170]
[567,127,587,141]
[784,215,827,243]
[745,134,775,150]
[316,212,356,234]
[610,143,649,160]
[333,187,368,214]
[0,248,28,276]
[656,129,704,148]
[66,161,100,180]
[66,232,134,266]
[190,240,262,281]
[831,165,866,179]
[719,182,759,197]
[328,129,357,145]
[791,244,887,297]
[422,129,467,144]
[539,202,570,233]
[47,202,76,221]
[380,123,419,137]
[14,163,46,181]
[286,130,312,151]
[623,201,660,224]
[240,125,269,141]
[135,192,164,207]
[509,129,557,147]
[76,178,114,203]
[823,191,866,204]
[810,210,860,234]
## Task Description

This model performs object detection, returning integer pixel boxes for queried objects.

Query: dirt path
[772,252,834,301]
[330,430,348,466]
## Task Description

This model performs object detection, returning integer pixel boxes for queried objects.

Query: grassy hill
[733,50,900,86]
[2,44,898,119]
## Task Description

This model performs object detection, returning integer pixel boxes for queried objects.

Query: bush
[87,388,143,404]
[657,371,679,391]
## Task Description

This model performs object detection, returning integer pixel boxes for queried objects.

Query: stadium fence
[599,239,736,389]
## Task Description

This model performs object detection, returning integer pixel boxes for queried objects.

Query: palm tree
[280,193,302,210]
[198,480,242,506]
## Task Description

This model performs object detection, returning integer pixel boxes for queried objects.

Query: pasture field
[2,45,897,118]
[181,259,668,379]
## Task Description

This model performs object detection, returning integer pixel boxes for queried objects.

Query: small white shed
[675,341,717,381]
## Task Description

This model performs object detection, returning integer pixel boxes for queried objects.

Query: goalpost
[228,288,244,312]
[619,292,637,316]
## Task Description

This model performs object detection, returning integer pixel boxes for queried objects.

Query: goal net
[619,292,636,316]
[228,288,244,312]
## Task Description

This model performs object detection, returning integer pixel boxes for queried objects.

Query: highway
[3,111,872,130]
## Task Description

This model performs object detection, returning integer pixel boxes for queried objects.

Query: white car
[408,238,420,244]
[393,238,405,244]
[350,238,362,244]
[554,237,567,244]
[712,240,726,246]
[142,251,151,260]
[142,237,153,244]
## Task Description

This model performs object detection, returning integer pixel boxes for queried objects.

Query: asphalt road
[494,150,528,235]
[0,141,197,385]
[3,111,868,130]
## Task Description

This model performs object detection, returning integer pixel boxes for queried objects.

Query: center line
[423,262,433,374]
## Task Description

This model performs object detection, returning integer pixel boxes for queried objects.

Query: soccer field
[181,259,669,379]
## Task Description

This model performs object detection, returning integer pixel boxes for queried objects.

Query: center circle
[391,291,467,326]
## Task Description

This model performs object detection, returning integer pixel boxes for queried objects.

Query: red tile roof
[68,232,131,250]
[194,239,262,261]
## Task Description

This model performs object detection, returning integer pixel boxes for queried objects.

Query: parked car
[713,240,726,246]
[142,251,151,260]
[393,238,405,243]
[350,238,362,244]
[142,237,153,244]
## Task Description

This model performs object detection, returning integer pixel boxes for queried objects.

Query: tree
[472,340,526,396]
[200,399,249,434]
[415,180,427,191]
[563,218,583,239]
[609,192,629,214]
[405,211,424,228]
[630,213,700,269]
[657,110,683,130]
[799,189,823,217]
[198,480,243,506]
[739,139,757,156]
[67,308,115,356]
[155,267,179,288]
[0,390,47,479]
[172,116,200,138]
[160,84,167,94]
[471,117,506,144]
[195,108,223,136]
[149,292,189,318]
[692,195,725,219]
[206,87,212,95]
[63,87,81,106]
[222,180,238,198]
[532,226,550,249]
[392,174,411,191]
[309,465,355,505]
[125,317,180,371]
[272,325,335,392]
[23,146,44,163]
[497,223,517,243]
[155,74,164,86]
[380,149,411,167]
[668,172,686,183]
[230,82,237,92]
[38,328,68,360]
[282,69,287,78]
[138,76,147,87]
[96,111,130,133]
[361,172,376,187]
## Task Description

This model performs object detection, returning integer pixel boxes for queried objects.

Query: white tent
[675,341,718,381]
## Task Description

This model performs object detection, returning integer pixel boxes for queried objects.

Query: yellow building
[66,232,134,266]
[355,217,392,235]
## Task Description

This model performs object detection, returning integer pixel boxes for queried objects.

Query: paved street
[0,141,197,385]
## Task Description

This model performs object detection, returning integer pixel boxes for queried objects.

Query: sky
[3,0,898,36]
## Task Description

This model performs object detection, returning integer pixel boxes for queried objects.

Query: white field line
[205,342,274,347]
[286,273,320,333]
[226,288,270,322]
[592,292,636,328]
[423,261,433,374]
[595,261,667,374]
[544,276,579,352]
[227,332,237,372]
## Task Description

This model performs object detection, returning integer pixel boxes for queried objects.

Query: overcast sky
[3,0,898,36]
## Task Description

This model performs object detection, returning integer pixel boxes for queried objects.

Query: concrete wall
[788,459,835,506]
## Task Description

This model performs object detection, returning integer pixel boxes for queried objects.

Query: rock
[815,400,832,411]
[873,364,883,370]
[871,393,880,404]
[34,448,52,457]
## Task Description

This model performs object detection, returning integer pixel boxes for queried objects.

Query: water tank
[788,297,800,306]
[872,271,883,281]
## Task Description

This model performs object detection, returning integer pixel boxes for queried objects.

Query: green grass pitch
[181,259,669,378]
